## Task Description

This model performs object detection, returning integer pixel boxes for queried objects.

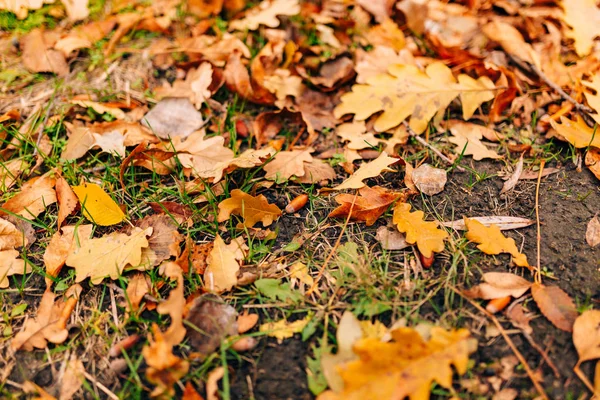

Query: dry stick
[522,332,561,378]
[534,160,545,284]
[306,191,358,296]
[404,123,465,172]
[451,286,549,400]
[574,362,599,395]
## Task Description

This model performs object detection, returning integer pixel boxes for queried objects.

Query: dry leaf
[205,235,240,292]
[44,225,93,286]
[59,353,86,400]
[482,20,541,69]
[329,186,403,226]
[21,29,68,76]
[506,302,534,335]
[70,99,126,120]
[446,121,501,161]
[411,164,447,196]
[182,382,204,400]
[71,182,127,226]
[442,216,533,231]
[143,324,189,398]
[124,273,151,314]
[587,214,600,247]
[464,218,529,268]
[317,326,477,400]
[464,272,532,300]
[61,122,95,160]
[173,132,235,181]
[298,159,336,184]
[206,367,225,400]
[154,63,214,109]
[157,263,186,346]
[55,175,78,228]
[185,294,238,355]
[217,189,282,228]
[1,174,57,219]
[531,283,578,332]
[500,154,524,195]
[561,0,600,57]
[393,202,448,258]
[0,159,29,192]
[263,148,313,182]
[65,227,151,284]
[229,0,300,31]
[573,310,600,364]
[141,98,204,140]
[0,217,27,251]
[334,62,495,133]
[550,116,600,148]
[0,250,29,288]
[585,147,600,180]
[333,152,400,190]
[259,315,310,343]
[336,121,381,150]
[133,214,183,267]
[375,226,409,250]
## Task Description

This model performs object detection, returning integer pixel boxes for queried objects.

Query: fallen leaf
[297,57,355,91]
[441,216,534,231]
[464,272,532,300]
[506,302,534,335]
[411,164,447,196]
[531,283,578,332]
[464,218,529,268]
[72,182,127,226]
[1,174,57,219]
[573,310,600,364]
[0,159,29,192]
[154,63,214,109]
[55,175,78,228]
[336,121,381,150]
[124,273,151,314]
[263,148,313,182]
[173,132,235,180]
[61,122,95,160]
[587,214,600,247]
[65,227,151,284]
[586,147,600,180]
[217,189,282,228]
[70,99,126,120]
[446,121,501,161]
[333,152,400,190]
[550,116,600,148]
[0,250,29,288]
[329,186,404,226]
[259,315,311,343]
[229,0,300,31]
[132,214,183,267]
[237,312,259,333]
[375,226,409,250]
[334,62,495,133]
[206,367,225,400]
[185,294,238,355]
[317,326,477,400]
[501,154,524,195]
[141,98,204,140]
[298,159,336,184]
[393,202,448,258]
[59,353,86,400]
[224,50,276,105]
[561,0,600,57]
[482,20,541,68]
[205,235,240,292]
[157,263,187,346]
[355,46,414,84]
[21,29,68,76]
[43,225,93,286]
[0,217,27,251]
[143,324,189,398]
[182,382,204,400]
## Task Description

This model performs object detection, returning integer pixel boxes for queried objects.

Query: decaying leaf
[392,202,448,258]
[464,272,532,300]
[586,147,600,180]
[259,315,311,343]
[587,214,600,247]
[375,226,409,250]
[500,154,524,195]
[72,182,127,226]
[464,218,529,268]
[531,283,578,332]
[229,0,300,31]
[317,326,477,400]
[154,63,214,109]
[217,189,282,228]
[132,214,183,267]
[55,175,79,228]
[21,29,68,76]
[141,98,205,140]
[59,353,86,400]
[333,153,400,190]
[204,235,241,292]
[441,216,534,231]
[0,217,27,251]
[65,227,151,284]
[124,273,151,314]
[329,186,403,226]
[185,294,238,355]
[143,324,189,398]
[411,164,447,196]
[334,62,495,133]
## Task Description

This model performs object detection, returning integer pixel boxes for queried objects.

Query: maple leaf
[333,152,400,190]
[217,189,282,228]
[204,235,240,292]
[72,182,127,226]
[329,186,404,226]
[392,202,448,258]
[0,249,29,288]
[65,227,151,284]
[446,120,501,161]
[143,324,189,399]
[550,116,600,148]
[561,0,600,57]
[1,174,57,219]
[263,148,313,182]
[317,326,477,400]
[334,62,495,133]
[229,0,300,31]
[464,218,529,268]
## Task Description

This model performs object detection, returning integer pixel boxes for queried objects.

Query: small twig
[574,363,600,396]
[82,371,119,400]
[451,286,549,400]
[522,332,560,378]
[534,160,545,284]
[405,123,465,172]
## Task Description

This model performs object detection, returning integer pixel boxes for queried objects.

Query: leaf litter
[1,0,600,398]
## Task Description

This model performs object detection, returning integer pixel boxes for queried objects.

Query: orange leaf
[573,310,600,365]
[392,202,448,258]
[1,174,57,219]
[217,189,282,228]
[464,272,532,300]
[55,175,79,228]
[464,217,529,268]
[329,186,405,226]
[531,283,578,332]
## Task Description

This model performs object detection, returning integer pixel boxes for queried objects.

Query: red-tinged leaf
[531,283,578,332]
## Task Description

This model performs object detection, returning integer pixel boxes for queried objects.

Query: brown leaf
[506,302,534,335]
[501,154,524,195]
[482,20,540,68]
[124,273,151,314]
[204,235,241,292]
[573,310,600,364]
[177,240,213,274]
[149,201,194,222]
[412,164,447,196]
[229,0,300,31]
[586,147,600,181]
[298,159,336,184]
[587,214,600,247]
[157,262,187,346]
[154,63,215,109]
[464,272,532,300]
[141,98,205,140]
[182,382,204,400]
[55,175,79,228]
[133,214,183,267]
[185,294,238,356]
[1,174,57,219]
[329,186,404,226]
[297,57,355,91]
[263,148,313,182]
[21,29,68,76]
[375,226,409,250]
[0,249,30,288]
[224,50,276,105]
[531,283,578,332]
[217,189,282,228]
[0,217,27,251]
[59,353,86,400]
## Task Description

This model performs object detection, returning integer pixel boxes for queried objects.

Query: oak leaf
[217,189,282,228]
[329,186,404,226]
[550,116,600,148]
[334,62,495,133]
[154,63,214,109]
[446,121,501,161]
[43,225,93,286]
[336,121,382,150]
[464,272,532,300]
[482,20,541,68]
[1,174,57,219]
[392,202,448,258]
[72,182,127,226]
[229,0,300,31]
[333,152,400,190]
[464,218,529,268]
[124,273,151,314]
[65,227,151,284]
[317,326,477,400]
[173,132,235,181]
[298,159,336,184]
[561,0,600,57]
[583,74,600,124]
[531,283,578,332]
[263,148,313,182]
[204,235,240,292]
[573,310,600,364]
[0,249,29,288]
[21,28,68,76]
[259,315,311,343]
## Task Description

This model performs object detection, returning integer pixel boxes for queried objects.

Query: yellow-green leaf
[72,183,127,226]
[392,202,448,258]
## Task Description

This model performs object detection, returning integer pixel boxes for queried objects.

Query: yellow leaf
[204,235,240,292]
[392,202,448,258]
[317,326,477,400]
[333,153,399,190]
[217,189,282,228]
[583,74,600,124]
[464,218,529,267]
[561,0,600,57]
[43,225,93,286]
[259,315,311,343]
[65,227,151,284]
[334,62,495,133]
[550,115,600,149]
[72,182,127,226]
[446,121,501,161]
[229,0,300,31]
